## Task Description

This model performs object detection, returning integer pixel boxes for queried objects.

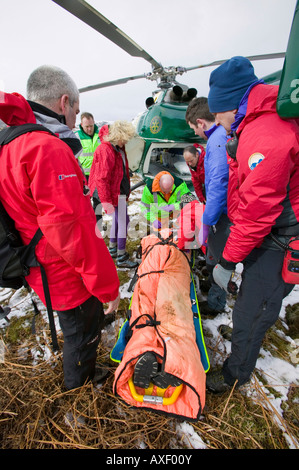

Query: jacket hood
[99,124,109,141]
[238,84,279,133]
[0,92,36,126]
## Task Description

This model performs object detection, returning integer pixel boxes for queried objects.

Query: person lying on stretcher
[132,193,205,390]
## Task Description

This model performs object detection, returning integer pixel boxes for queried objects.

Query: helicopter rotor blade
[51,0,161,70]
[79,74,147,93]
[185,52,285,72]
[79,51,286,93]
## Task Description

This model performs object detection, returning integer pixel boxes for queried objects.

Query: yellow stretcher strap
[128,377,183,405]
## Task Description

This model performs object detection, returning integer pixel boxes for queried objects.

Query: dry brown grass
[0,316,298,450]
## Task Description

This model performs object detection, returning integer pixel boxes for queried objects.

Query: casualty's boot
[152,371,182,389]
[133,352,158,389]
[116,252,138,269]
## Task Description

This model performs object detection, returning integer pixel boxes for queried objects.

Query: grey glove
[213,257,238,294]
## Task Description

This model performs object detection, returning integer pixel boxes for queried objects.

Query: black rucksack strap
[0,123,55,145]
[39,263,59,352]
[26,228,59,352]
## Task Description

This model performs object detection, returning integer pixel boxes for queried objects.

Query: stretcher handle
[128,377,183,405]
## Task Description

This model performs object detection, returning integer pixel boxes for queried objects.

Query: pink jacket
[0,92,119,310]
[89,125,131,209]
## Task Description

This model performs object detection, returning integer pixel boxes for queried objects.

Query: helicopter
[52,0,298,190]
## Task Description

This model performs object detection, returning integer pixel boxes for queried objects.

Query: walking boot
[218,324,233,341]
[116,252,138,269]
[198,301,224,317]
[108,246,117,258]
[133,352,158,389]
[199,279,212,293]
[152,371,182,389]
[206,369,233,394]
[92,364,111,385]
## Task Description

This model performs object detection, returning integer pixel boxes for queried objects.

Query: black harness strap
[128,230,190,292]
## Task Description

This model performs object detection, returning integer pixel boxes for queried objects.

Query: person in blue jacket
[186,97,231,316]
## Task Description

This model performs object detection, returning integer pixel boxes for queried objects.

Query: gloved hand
[152,219,162,230]
[213,257,238,294]
[198,223,210,247]
[160,204,175,213]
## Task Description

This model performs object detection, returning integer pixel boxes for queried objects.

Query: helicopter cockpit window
[147,146,191,180]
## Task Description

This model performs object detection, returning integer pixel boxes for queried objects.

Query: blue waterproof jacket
[202,124,228,226]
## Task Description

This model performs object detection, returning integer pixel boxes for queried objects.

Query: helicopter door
[125,135,145,172]
[143,142,192,183]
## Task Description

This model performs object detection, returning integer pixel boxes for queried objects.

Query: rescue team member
[186,97,230,316]
[0,65,120,391]
[183,144,206,203]
[75,112,103,221]
[75,112,100,180]
[89,121,138,269]
[176,193,204,251]
[207,56,299,393]
[140,171,191,231]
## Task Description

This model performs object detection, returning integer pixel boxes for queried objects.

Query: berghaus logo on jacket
[58,173,77,180]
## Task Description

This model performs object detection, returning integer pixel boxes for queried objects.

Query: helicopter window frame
[143,142,197,182]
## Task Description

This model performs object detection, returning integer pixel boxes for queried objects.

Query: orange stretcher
[112,230,209,421]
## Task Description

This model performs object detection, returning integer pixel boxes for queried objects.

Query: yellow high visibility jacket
[75,124,100,175]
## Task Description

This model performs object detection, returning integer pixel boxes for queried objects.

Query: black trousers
[57,296,104,390]
[92,188,103,223]
[223,247,294,386]
[206,213,232,310]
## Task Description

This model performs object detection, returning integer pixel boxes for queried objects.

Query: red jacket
[191,144,206,203]
[177,200,204,250]
[0,92,119,310]
[223,84,299,263]
[89,125,131,209]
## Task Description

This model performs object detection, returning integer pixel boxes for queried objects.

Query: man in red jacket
[0,65,120,391]
[206,56,299,393]
[183,144,206,203]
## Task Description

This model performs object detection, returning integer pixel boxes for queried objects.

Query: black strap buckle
[226,132,239,160]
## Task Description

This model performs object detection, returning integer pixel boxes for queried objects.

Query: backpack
[0,123,59,351]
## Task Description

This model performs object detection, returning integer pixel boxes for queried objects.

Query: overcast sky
[0,0,297,124]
